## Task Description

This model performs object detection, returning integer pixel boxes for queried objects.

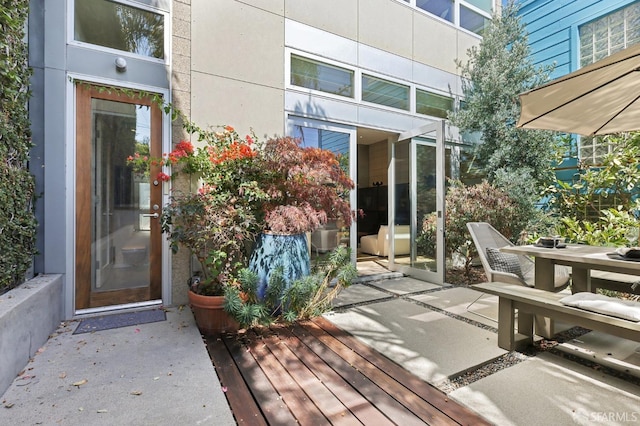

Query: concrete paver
[331,283,392,307]
[409,286,499,326]
[450,352,640,426]
[329,281,640,425]
[326,297,507,384]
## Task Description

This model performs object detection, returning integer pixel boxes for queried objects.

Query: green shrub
[418,180,528,276]
[0,1,36,292]
[558,208,638,247]
[547,132,640,246]
[224,246,357,329]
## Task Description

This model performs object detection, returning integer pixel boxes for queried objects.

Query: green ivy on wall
[0,1,37,291]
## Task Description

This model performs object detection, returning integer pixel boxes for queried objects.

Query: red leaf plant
[126,125,356,294]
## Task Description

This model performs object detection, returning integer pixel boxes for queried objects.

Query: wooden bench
[470,282,640,351]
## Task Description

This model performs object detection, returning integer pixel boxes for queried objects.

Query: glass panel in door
[413,142,439,272]
[291,121,357,263]
[76,84,162,310]
[391,123,445,284]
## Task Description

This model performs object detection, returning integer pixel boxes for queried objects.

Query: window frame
[415,88,454,119]
[285,49,359,102]
[576,1,640,163]
[286,50,465,117]
[361,73,411,111]
[289,53,356,99]
[578,2,640,67]
[68,0,169,64]
[459,3,492,36]
[394,0,493,37]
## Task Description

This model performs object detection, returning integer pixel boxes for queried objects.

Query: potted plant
[249,136,355,298]
[129,126,266,335]
[224,245,357,329]
[160,189,259,335]
[128,122,356,332]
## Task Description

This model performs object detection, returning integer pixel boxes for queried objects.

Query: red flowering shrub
[127,124,356,292]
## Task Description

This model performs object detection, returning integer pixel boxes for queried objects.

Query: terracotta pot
[188,291,238,336]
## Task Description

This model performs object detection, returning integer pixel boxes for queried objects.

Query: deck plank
[223,334,297,425]
[261,326,363,425]
[246,329,329,424]
[207,318,492,425]
[312,316,494,426]
[298,320,458,426]
[290,323,429,426]
[206,337,267,425]
[275,325,396,426]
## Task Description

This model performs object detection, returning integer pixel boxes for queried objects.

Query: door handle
[141,213,159,219]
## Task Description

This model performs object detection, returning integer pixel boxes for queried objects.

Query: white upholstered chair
[360,225,410,257]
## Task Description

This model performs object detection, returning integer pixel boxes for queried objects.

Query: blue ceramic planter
[249,232,310,300]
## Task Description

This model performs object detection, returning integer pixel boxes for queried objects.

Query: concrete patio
[330,275,640,425]
[1,270,640,425]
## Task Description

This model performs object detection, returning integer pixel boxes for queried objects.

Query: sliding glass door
[391,122,445,284]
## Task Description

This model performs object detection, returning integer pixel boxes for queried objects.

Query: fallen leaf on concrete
[97,409,108,413]
[59,372,67,379]
[72,379,88,387]
[4,402,14,408]
[130,391,142,396]
[153,377,160,381]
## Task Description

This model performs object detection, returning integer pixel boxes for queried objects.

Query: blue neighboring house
[517,0,640,182]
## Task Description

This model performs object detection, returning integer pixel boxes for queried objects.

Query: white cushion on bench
[559,292,640,322]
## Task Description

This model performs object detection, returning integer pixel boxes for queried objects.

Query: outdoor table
[500,244,640,337]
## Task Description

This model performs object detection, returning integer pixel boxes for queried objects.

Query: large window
[74,0,165,59]
[416,89,453,118]
[460,4,491,35]
[289,53,461,116]
[417,0,453,22]
[362,75,410,110]
[579,2,640,67]
[410,0,492,36]
[290,55,355,98]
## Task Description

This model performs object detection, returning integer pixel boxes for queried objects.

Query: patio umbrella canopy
[517,43,640,136]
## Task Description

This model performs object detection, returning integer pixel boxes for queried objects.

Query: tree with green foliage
[449,1,561,200]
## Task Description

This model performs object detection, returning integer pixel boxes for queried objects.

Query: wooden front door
[75,84,163,310]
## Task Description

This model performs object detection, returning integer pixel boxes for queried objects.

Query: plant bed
[0,274,63,396]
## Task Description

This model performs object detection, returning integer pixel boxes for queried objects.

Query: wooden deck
[206,316,491,425]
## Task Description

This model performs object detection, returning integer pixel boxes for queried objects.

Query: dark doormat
[73,309,166,334]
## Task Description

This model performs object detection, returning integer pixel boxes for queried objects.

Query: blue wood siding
[518,0,638,79]
[517,1,639,185]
